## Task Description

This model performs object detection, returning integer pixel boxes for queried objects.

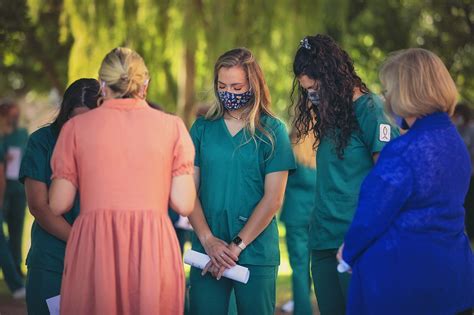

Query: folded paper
[184,249,250,284]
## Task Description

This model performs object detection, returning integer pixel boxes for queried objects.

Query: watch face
[233,236,242,245]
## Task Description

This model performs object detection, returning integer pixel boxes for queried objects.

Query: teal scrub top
[19,125,80,273]
[4,127,29,193]
[0,136,5,163]
[190,115,296,266]
[309,93,400,250]
[280,162,316,227]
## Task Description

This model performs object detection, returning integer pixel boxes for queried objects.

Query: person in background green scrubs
[279,130,317,315]
[1,101,29,276]
[19,79,99,315]
[0,105,25,299]
[188,48,296,315]
[290,35,399,315]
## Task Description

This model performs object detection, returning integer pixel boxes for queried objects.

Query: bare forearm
[30,207,71,242]
[25,178,72,241]
[237,171,288,246]
[237,195,282,245]
[188,198,213,244]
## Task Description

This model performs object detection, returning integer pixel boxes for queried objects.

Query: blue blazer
[343,112,474,315]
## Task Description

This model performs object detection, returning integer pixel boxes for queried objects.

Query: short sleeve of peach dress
[51,98,195,315]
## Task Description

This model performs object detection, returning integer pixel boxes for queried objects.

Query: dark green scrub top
[190,115,296,266]
[19,125,80,273]
[309,93,400,250]
[0,136,5,163]
[4,127,29,193]
[280,162,316,227]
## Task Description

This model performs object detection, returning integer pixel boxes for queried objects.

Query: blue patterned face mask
[307,90,320,107]
[218,90,253,111]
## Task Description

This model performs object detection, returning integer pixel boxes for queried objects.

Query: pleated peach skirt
[60,209,184,315]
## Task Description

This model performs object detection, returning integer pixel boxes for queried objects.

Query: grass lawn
[1,211,318,314]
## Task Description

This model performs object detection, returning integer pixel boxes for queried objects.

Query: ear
[141,79,150,98]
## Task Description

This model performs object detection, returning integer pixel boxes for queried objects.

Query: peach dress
[51,98,194,315]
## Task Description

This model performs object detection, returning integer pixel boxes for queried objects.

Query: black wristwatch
[232,236,247,250]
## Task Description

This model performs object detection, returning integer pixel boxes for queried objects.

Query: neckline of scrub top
[101,98,148,110]
[221,117,245,139]
[353,92,370,106]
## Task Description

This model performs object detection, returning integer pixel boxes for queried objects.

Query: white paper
[6,146,22,180]
[174,215,193,231]
[337,260,351,273]
[46,295,61,315]
[184,249,250,284]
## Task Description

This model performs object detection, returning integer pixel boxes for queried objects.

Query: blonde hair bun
[99,47,149,98]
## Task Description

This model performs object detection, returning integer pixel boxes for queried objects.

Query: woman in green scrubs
[0,108,25,298]
[19,78,99,315]
[280,131,317,315]
[290,35,399,315]
[188,48,296,315]
[2,101,29,276]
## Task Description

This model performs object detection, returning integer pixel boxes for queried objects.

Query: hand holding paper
[336,243,352,273]
[184,249,250,284]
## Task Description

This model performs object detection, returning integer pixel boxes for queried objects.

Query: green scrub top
[280,162,316,227]
[4,127,29,193]
[19,125,80,273]
[309,93,400,250]
[0,136,5,163]
[190,115,296,266]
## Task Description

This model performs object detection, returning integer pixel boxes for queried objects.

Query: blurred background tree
[0,0,472,127]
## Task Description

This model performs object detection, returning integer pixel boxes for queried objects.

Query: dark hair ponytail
[52,78,100,132]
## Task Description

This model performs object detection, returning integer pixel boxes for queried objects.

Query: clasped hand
[202,236,242,280]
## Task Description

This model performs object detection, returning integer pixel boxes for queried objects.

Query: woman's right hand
[202,235,238,270]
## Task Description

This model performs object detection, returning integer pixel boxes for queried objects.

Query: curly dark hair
[291,34,369,159]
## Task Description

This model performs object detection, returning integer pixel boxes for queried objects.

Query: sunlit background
[1,0,473,130]
[0,0,473,313]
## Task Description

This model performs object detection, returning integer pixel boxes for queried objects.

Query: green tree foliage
[1,0,473,124]
[0,0,70,94]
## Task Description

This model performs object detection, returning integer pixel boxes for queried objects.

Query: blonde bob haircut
[379,48,458,118]
[98,47,149,101]
[207,48,276,149]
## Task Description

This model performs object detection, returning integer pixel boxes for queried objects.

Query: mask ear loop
[140,79,150,99]
[100,81,107,97]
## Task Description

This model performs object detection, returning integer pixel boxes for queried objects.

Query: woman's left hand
[337,243,344,262]
[213,243,243,280]
[337,243,352,274]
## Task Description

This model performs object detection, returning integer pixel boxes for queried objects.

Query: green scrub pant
[311,249,351,315]
[26,267,62,315]
[0,209,23,292]
[285,224,313,315]
[189,265,277,315]
[3,183,27,274]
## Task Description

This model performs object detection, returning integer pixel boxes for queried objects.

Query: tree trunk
[177,0,199,126]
